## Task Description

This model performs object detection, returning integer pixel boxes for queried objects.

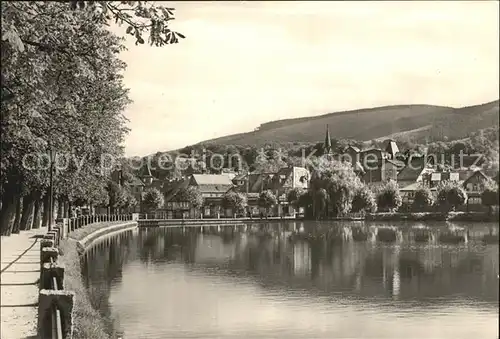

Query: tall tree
[1,1,183,234]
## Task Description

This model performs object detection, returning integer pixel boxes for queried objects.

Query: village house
[333,131,404,185]
[232,165,310,217]
[462,170,492,206]
[397,156,435,188]
[163,173,235,218]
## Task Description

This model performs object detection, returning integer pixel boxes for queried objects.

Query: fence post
[40,262,65,290]
[40,247,58,272]
[38,290,74,339]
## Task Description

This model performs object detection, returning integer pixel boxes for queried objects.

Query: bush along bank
[58,221,137,339]
[365,211,499,222]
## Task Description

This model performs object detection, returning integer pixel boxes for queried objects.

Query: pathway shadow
[1,282,38,286]
[1,261,39,265]
[30,235,45,239]
[1,302,38,307]
[2,270,40,273]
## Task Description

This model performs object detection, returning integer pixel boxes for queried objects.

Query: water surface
[83,221,499,339]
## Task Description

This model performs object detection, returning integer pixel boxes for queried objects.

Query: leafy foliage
[258,190,277,208]
[376,181,402,212]
[221,191,248,214]
[436,181,468,212]
[481,180,499,209]
[309,159,363,217]
[173,186,203,208]
[1,1,182,233]
[351,185,377,214]
[142,188,164,211]
[412,186,434,210]
[287,187,307,208]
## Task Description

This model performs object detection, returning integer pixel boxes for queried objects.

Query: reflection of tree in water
[84,223,499,334]
[211,227,498,304]
[138,227,199,265]
[83,230,135,338]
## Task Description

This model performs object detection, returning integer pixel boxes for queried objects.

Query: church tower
[324,124,332,155]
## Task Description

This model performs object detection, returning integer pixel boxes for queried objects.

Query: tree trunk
[64,200,69,218]
[50,195,56,226]
[0,186,19,236]
[11,196,22,234]
[32,194,42,229]
[20,193,35,231]
[0,201,16,236]
[57,197,64,219]
[42,193,50,227]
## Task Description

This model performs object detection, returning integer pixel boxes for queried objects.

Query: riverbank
[138,216,300,227]
[366,211,500,222]
[137,211,499,227]
[58,221,137,339]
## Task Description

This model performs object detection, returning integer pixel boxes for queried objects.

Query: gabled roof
[397,157,429,182]
[360,147,383,153]
[346,145,361,153]
[462,170,490,186]
[191,174,233,186]
[385,140,399,155]
[164,178,190,202]
[141,162,154,178]
[190,174,234,194]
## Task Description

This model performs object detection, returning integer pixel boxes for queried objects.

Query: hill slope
[198,100,499,146]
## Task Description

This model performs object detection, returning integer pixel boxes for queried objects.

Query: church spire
[324,124,332,154]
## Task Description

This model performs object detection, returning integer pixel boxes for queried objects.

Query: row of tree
[1,1,183,235]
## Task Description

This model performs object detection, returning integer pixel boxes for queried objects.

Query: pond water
[82,221,499,339]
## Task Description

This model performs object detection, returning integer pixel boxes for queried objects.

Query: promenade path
[1,227,47,339]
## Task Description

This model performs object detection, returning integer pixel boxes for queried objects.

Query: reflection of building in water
[293,242,311,276]
[155,236,165,258]
[392,247,401,299]
[419,247,443,273]
[194,235,236,263]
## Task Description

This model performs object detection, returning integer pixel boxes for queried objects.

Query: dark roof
[397,157,427,182]
[141,162,153,178]
[345,145,361,153]
[385,140,400,155]
[386,159,405,168]
[360,147,383,153]
[462,170,490,186]
[164,178,190,202]
[458,155,486,168]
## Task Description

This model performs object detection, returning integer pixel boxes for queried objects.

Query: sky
[115,1,500,157]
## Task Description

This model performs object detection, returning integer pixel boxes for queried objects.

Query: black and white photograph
[1,1,499,339]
